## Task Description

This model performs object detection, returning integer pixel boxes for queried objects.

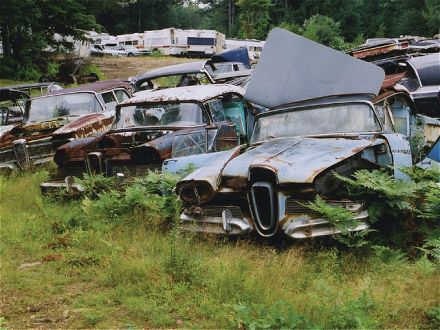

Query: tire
[127,52,134,57]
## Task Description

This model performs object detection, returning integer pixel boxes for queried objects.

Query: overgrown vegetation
[307,167,440,258]
[0,168,439,328]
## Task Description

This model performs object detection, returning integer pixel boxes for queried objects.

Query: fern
[306,196,359,233]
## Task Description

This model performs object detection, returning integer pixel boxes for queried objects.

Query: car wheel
[127,52,134,57]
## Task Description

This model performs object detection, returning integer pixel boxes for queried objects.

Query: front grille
[285,198,362,218]
[111,164,161,177]
[203,206,243,218]
[285,199,321,218]
[249,181,278,237]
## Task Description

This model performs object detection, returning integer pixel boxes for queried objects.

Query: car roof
[244,28,385,109]
[121,84,245,105]
[132,61,208,82]
[0,88,30,101]
[406,54,440,86]
[30,80,130,99]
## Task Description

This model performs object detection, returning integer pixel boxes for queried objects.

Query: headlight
[178,181,214,204]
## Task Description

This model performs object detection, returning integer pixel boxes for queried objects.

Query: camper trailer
[186,30,225,57]
[88,32,116,46]
[144,28,187,55]
[225,38,265,61]
[116,33,145,48]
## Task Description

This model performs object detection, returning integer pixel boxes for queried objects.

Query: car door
[204,97,240,151]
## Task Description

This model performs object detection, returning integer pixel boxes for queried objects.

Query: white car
[113,45,152,57]
[90,44,124,57]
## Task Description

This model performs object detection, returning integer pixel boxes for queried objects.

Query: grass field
[0,170,439,329]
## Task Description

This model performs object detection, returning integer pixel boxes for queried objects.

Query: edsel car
[40,84,257,193]
[0,80,131,173]
[163,29,439,239]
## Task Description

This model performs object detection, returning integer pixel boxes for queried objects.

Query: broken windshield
[251,103,381,144]
[113,102,207,129]
[27,93,103,122]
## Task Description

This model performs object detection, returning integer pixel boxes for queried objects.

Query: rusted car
[1,83,63,127]
[0,80,131,173]
[164,29,438,239]
[40,84,256,192]
[130,48,251,92]
[0,88,29,127]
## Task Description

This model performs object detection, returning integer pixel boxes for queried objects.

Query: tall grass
[0,171,439,328]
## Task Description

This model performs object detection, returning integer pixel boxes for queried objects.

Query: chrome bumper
[40,181,85,195]
[282,210,370,239]
[180,213,252,235]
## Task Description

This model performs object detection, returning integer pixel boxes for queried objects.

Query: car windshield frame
[250,101,382,145]
[112,101,209,130]
[26,92,104,123]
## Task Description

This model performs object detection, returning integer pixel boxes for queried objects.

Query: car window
[114,102,207,129]
[113,89,130,103]
[206,99,226,122]
[251,103,381,144]
[389,95,415,137]
[100,91,118,112]
[223,97,246,135]
[27,92,103,122]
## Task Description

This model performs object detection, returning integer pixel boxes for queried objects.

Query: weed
[325,292,377,329]
[426,306,440,328]
[82,311,105,326]
[232,301,316,329]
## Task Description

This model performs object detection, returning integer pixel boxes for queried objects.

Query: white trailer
[88,32,116,46]
[186,29,225,57]
[116,33,145,48]
[225,38,265,61]
[144,28,188,55]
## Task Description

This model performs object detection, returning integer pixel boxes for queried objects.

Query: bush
[309,167,440,254]
[80,171,181,229]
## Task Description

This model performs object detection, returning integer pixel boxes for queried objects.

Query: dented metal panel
[245,28,385,109]
[125,84,245,105]
[380,134,413,180]
[221,137,374,184]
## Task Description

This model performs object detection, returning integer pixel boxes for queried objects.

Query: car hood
[244,28,384,108]
[221,137,375,183]
[52,112,115,138]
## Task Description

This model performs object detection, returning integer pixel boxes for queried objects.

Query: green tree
[423,0,440,36]
[237,0,272,39]
[301,14,346,49]
[0,0,98,79]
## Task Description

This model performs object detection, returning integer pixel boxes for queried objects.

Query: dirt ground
[89,56,195,80]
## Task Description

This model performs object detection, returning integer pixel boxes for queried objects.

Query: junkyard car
[40,84,255,192]
[0,80,131,172]
[130,48,251,92]
[0,88,30,126]
[1,82,63,127]
[398,54,440,118]
[165,29,438,239]
[417,136,439,172]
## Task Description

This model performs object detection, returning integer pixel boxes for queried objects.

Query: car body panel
[245,28,385,109]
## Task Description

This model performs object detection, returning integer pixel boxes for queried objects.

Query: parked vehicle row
[0,28,438,243]
[0,80,131,173]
